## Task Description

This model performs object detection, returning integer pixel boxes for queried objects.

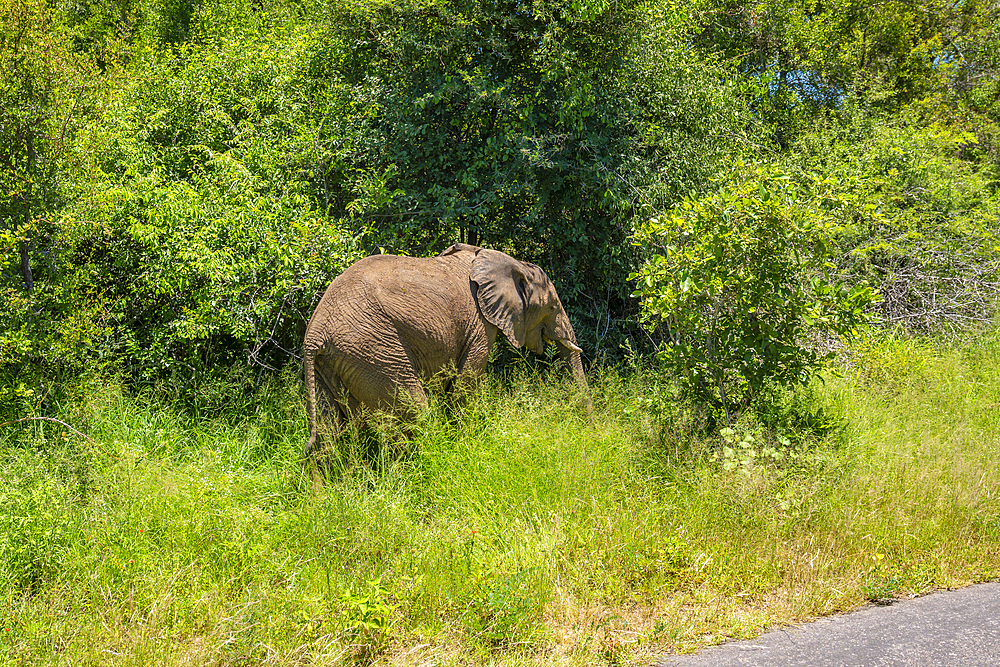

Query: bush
[2,18,364,393]
[786,112,1000,336]
[631,164,873,419]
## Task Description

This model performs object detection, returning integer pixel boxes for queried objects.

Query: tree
[2,0,63,290]
[0,0,102,408]
[693,0,966,140]
[316,0,753,336]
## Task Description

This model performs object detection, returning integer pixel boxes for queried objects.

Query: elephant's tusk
[559,338,583,353]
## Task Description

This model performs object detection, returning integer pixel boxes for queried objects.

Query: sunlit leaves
[631,164,874,418]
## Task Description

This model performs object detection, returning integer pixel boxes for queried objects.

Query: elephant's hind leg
[306,354,354,484]
[334,357,428,421]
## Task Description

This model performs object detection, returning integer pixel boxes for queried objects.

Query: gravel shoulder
[658,582,1000,667]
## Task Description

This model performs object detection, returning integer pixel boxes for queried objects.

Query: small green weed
[861,556,904,604]
[464,569,545,649]
[617,533,693,592]
[714,425,832,473]
[338,579,397,660]
[862,556,940,604]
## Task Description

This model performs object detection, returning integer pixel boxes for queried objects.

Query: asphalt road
[658,582,1000,666]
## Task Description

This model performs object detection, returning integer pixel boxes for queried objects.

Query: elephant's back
[304,252,476,353]
[332,253,469,298]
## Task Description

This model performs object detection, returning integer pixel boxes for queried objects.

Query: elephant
[303,242,589,466]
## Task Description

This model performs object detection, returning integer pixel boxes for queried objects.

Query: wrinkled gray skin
[303,243,589,466]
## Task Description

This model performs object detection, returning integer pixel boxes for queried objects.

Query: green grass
[3,333,1000,666]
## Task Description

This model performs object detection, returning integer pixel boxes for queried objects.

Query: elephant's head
[469,249,590,406]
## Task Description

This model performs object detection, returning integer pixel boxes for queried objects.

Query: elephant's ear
[470,249,529,348]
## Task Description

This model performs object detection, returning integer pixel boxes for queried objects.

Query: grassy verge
[2,333,1000,666]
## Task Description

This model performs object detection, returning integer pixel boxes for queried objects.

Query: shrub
[631,164,873,420]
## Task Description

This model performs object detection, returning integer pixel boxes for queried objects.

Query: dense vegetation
[6,0,995,392]
[3,0,999,663]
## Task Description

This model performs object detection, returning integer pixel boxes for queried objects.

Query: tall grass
[3,334,1000,665]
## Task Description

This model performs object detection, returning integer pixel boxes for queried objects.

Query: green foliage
[631,164,873,418]
[693,0,1000,150]
[0,0,106,405]
[5,351,1000,661]
[2,15,366,390]
[0,0,89,230]
[949,1,1000,122]
[786,111,1000,334]
[325,0,643,252]
[338,579,396,656]
[313,0,753,325]
[464,569,545,648]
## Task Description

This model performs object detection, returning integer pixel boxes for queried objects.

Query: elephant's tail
[304,346,319,457]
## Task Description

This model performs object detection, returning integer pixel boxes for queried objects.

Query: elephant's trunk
[551,309,592,413]
[557,336,593,415]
